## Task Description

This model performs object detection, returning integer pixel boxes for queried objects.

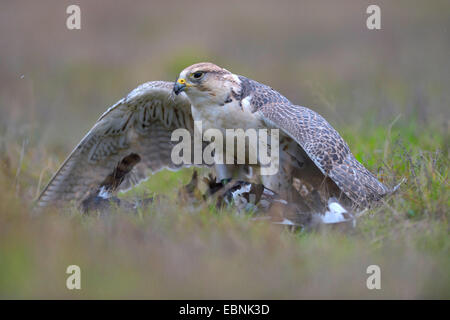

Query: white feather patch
[241,95,253,113]
[273,218,296,226]
[98,186,111,199]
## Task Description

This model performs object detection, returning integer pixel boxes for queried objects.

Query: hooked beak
[173,78,186,95]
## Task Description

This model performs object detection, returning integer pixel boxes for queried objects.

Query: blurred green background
[0,0,448,299]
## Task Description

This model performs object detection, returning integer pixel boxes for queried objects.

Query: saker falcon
[37,62,396,211]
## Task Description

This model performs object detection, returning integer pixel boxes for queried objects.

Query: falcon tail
[329,153,402,207]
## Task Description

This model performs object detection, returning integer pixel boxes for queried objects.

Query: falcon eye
[192,72,204,79]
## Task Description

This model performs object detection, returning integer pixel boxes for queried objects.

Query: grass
[0,118,448,299]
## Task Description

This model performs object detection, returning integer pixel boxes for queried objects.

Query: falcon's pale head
[173,62,241,107]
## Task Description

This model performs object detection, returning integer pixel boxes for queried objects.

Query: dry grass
[0,109,448,299]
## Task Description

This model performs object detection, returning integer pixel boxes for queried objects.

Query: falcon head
[173,62,241,107]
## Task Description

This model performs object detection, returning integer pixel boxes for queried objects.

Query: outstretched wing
[238,76,390,207]
[37,81,198,207]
